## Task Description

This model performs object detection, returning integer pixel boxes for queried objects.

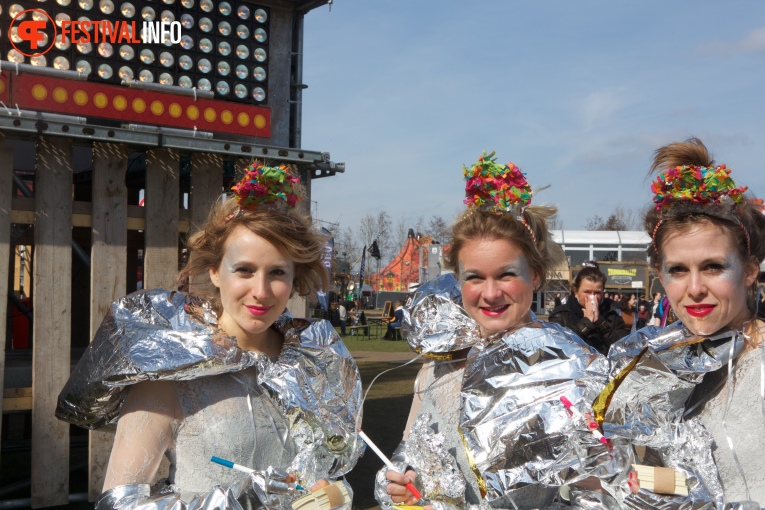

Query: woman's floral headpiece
[464,151,532,215]
[463,151,537,243]
[651,164,751,256]
[231,162,301,211]
[651,164,747,211]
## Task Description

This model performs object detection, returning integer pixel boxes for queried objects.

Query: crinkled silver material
[373,416,468,510]
[605,324,749,509]
[460,321,631,509]
[403,413,467,504]
[95,473,354,510]
[403,274,481,355]
[56,289,363,507]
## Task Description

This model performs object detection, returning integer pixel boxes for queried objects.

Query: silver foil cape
[56,289,363,510]
[403,273,481,355]
[396,277,633,509]
[461,322,631,509]
[606,323,753,509]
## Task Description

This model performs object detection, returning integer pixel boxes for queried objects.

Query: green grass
[334,328,415,353]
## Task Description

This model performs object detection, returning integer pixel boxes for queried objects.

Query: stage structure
[368,230,439,293]
[0,0,341,507]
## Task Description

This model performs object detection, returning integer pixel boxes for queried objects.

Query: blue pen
[210,456,305,491]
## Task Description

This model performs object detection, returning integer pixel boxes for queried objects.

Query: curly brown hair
[178,196,328,312]
[443,205,561,289]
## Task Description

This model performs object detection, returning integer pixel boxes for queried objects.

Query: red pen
[358,430,422,500]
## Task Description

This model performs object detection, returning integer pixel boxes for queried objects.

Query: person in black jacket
[548,263,629,354]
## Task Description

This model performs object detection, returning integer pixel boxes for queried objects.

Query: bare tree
[427,215,450,244]
[584,206,638,231]
[394,217,408,251]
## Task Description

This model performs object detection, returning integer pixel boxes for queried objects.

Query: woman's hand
[584,295,600,323]
[385,468,419,505]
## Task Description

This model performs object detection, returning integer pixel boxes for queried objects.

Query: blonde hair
[178,196,328,312]
[443,206,560,288]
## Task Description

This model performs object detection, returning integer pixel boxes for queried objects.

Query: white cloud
[697,26,765,55]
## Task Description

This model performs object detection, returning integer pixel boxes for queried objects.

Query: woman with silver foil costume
[56,163,363,510]
[604,138,765,509]
[376,153,638,510]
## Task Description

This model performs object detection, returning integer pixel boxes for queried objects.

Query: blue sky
[301,1,765,233]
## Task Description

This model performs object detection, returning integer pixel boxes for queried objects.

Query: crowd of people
[54,137,764,510]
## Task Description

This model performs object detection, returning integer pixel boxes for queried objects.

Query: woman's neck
[218,315,283,357]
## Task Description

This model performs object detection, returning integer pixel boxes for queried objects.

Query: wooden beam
[0,137,13,467]
[143,148,180,290]
[3,387,33,411]
[188,153,222,293]
[32,135,73,508]
[88,142,128,500]
[10,197,190,232]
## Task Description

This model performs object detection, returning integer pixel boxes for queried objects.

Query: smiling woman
[57,163,363,510]
[606,137,765,507]
[377,152,638,509]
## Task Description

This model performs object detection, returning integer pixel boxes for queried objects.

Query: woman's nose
[250,273,271,299]
[687,271,708,298]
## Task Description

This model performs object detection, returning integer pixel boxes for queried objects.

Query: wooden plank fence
[0,135,229,507]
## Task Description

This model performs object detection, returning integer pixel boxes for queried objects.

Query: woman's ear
[533,271,541,291]
[744,256,760,287]
[209,267,220,288]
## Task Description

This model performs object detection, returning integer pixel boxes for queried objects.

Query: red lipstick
[246,305,272,316]
[684,304,715,318]
[480,304,509,317]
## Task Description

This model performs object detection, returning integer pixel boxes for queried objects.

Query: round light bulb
[237,5,250,19]
[36,32,49,47]
[162,0,174,4]
[159,73,173,85]
[199,17,212,32]
[253,28,267,43]
[139,49,154,64]
[252,87,265,101]
[141,6,155,20]
[180,35,194,49]
[97,64,113,79]
[198,58,211,73]
[56,0,72,5]
[180,13,194,29]
[235,64,247,79]
[218,41,231,56]
[179,76,193,88]
[235,45,249,59]
[53,56,70,70]
[218,21,231,36]
[219,2,231,15]
[199,38,212,53]
[160,10,174,22]
[78,0,93,9]
[235,24,249,39]
[252,66,266,81]
[9,4,25,19]
[197,78,211,91]
[32,10,47,21]
[30,55,47,66]
[76,60,92,75]
[77,41,93,54]
[120,2,134,17]
[118,66,133,80]
[10,28,22,43]
[98,42,113,57]
[199,0,212,12]
[179,54,193,70]
[253,48,266,62]
[216,81,230,95]
[234,84,247,98]
[217,61,230,75]
[180,0,193,7]
[99,0,114,14]
[55,12,70,27]
[159,51,173,67]
[54,34,72,51]
[119,44,134,60]
[139,70,154,82]
[254,8,267,23]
